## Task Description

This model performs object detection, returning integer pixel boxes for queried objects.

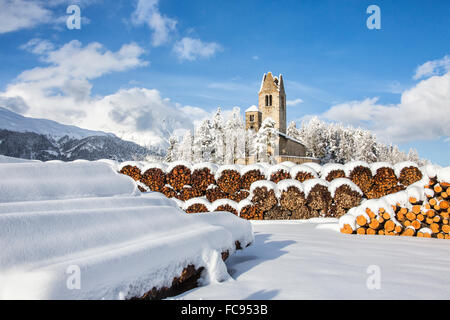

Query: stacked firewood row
[340,177,450,239]
[117,161,426,221]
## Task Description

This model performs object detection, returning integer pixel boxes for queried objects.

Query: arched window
[265,95,269,106]
[269,95,272,106]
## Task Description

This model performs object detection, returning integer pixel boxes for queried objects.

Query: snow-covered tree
[224,107,245,164]
[211,107,225,164]
[193,119,214,162]
[255,117,278,164]
[165,135,179,162]
[180,130,193,162]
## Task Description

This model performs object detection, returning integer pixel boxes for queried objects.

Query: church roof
[245,105,259,112]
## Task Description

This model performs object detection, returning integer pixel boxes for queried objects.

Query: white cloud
[321,71,450,143]
[0,39,209,147]
[414,55,450,80]
[286,98,303,106]
[0,0,52,33]
[173,37,222,61]
[132,0,177,47]
[20,38,55,54]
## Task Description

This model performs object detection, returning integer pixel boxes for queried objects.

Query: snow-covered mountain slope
[0,108,163,161]
[0,107,111,140]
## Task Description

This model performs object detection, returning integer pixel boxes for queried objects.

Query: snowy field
[176,219,450,300]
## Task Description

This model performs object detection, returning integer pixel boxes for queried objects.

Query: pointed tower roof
[259,71,279,93]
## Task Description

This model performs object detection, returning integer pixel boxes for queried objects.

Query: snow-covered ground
[176,219,450,300]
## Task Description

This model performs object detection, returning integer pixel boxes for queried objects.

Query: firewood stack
[340,173,450,239]
[162,185,177,198]
[167,164,191,192]
[290,165,318,183]
[191,167,216,195]
[231,190,250,202]
[268,165,291,183]
[212,200,239,215]
[239,203,264,220]
[264,206,292,220]
[216,168,242,196]
[214,204,238,215]
[179,185,201,201]
[304,180,332,218]
[331,180,363,218]
[278,181,307,212]
[185,203,209,214]
[205,185,226,202]
[141,167,166,192]
[399,166,423,186]
[348,165,373,196]
[119,164,142,181]
[250,181,278,212]
[241,168,266,190]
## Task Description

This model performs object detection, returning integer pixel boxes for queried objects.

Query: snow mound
[0,161,138,203]
[249,180,277,195]
[320,163,345,179]
[0,161,253,300]
[210,199,239,211]
[343,161,370,176]
[166,161,192,173]
[240,164,265,176]
[141,162,168,173]
[276,179,304,198]
[302,162,322,173]
[302,179,329,197]
[118,161,143,171]
[266,164,290,179]
[437,167,450,183]
[0,155,41,164]
[290,165,319,179]
[279,161,297,168]
[192,162,218,174]
[183,197,212,211]
[328,178,363,197]
[393,161,419,177]
[369,162,394,176]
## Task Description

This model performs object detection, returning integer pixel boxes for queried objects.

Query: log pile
[290,165,318,183]
[191,167,216,194]
[399,166,423,186]
[279,184,306,212]
[269,168,291,183]
[216,169,242,195]
[332,183,363,218]
[239,202,264,220]
[348,165,373,195]
[206,185,226,202]
[264,206,291,220]
[306,183,332,218]
[241,168,266,190]
[141,168,166,192]
[250,182,278,212]
[119,165,142,181]
[211,200,239,216]
[324,169,346,182]
[167,164,191,192]
[340,175,450,239]
[185,203,209,214]
[214,204,238,216]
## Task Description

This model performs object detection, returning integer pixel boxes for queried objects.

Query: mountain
[0,107,163,161]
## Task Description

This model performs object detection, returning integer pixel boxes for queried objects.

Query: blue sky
[0,0,449,165]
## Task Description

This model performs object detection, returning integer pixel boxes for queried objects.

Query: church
[235,72,319,165]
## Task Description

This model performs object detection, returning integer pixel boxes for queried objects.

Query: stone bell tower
[258,72,287,134]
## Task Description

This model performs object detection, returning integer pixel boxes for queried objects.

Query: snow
[393,161,419,177]
[437,167,450,183]
[320,163,345,180]
[289,164,319,179]
[249,180,277,196]
[0,107,111,140]
[118,161,143,171]
[265,164,290,179]
[175,220,450,300]
[210,199,239,211]
[302,162,322,173]
[0,161,138,203]
[0,161,253,300]
[0,155,40,163]
[276,179,304,198]
[183,198,212,211]
[328,178,363,197]
[166,161,192,173]
[279,161,297,168]
[240,164,265,176]
[343,161,370,176]
[369,162,394,176]
[245,105,259,113]
[141,162,168,173]
[192,162,218,174]
[302,178,329,197]
[237,199,253,214]
[215,164,241,180]
[421,164,440,178]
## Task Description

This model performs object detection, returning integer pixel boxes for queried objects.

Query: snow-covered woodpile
[117,160,433,220]
[340,166,450,239]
